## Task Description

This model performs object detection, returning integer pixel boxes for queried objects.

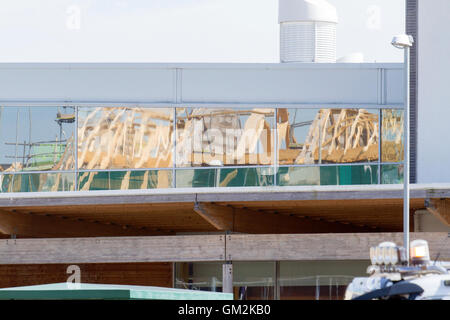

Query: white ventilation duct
[279,0,338,63]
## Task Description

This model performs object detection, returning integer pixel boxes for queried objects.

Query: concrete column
[222,263,233,294]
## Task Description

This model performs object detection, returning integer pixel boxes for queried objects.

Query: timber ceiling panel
[3,203,215,234]
[0,197,427,237]
[215,198,426,231]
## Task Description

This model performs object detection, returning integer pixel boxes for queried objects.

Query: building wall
[0,63,402,105]
[0,63,405,193]
[0,263,173,289]
[406,0,418,183]
[417,0,450,183]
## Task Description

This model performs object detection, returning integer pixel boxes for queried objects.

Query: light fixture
[410,239,431,265]
[370,242,402,266]
[391,34,414,49]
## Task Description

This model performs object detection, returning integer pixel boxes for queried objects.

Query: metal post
[318,120,322,164]
[211,276,217,292]
[75,107,79,191]
[315,276,320,300]
[274,261,280,300]
[172,107,177,188]
[28,107,32,168]
[404,46,411,264]
[222,263,233,294]
[378,108,381,185]
[329,277,332,300]
[274,108,278,186]
[15,109,19,166]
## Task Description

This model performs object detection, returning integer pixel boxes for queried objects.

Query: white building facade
[416,0,450,183]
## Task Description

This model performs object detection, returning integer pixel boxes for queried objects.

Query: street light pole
[391,34,414,264]
[403,45,411,263]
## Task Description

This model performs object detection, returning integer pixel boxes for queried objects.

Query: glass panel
[279,261,368,300]
[277,108,379,165]
[176,168,274,188]
[381,109,404,162]
[175,262,222,292]
[381,164,403,184]
[77,170,172,191]
[277,165,378,186]
[175,262,275,300]
[233,262,275,300]
[176,169,216,188]
[176,108,274,167]
[0,172,75,193]
[78,107,174,169]
[218,168,274,188]
[277,167,321,186]
[0,106,75,172]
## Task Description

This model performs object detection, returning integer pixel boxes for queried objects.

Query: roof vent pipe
[279,0,338,63]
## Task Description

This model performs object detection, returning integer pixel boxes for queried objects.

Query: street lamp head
[391,34,414,49]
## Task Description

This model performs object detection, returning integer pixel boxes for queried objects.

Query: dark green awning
[0,283,233,300]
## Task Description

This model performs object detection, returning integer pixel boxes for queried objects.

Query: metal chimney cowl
[279,0,338,63]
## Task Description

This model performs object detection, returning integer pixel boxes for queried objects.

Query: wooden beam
[1,233,448,264]
[0,235,225,264]
[193,202,374,233]
[226,232,450,261]
[193,203,233,230]
[425,198,450,226]
[0,210,164,238]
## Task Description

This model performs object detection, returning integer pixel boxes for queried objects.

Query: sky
[0,0,405,63]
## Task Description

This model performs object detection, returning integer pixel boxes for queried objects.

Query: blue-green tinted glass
[0,173,75,193]
[176,168,274,188]
[381,164,403,184]
[176,169,216,188]
[77,170,172,191]
[277,165,378,186]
